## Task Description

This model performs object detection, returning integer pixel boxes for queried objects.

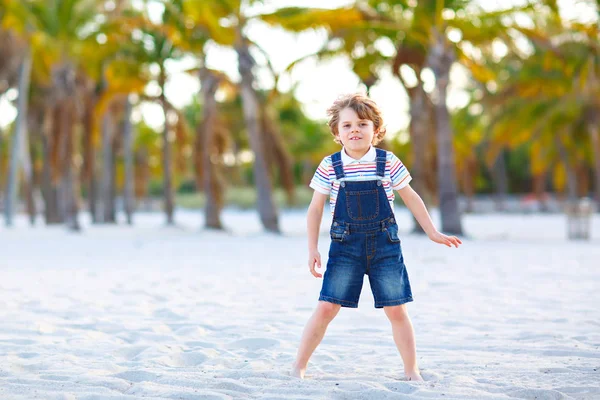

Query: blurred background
[0,0,599,236]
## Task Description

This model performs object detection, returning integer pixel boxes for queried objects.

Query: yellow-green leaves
[182,0,235,45]
[260,7,365,33]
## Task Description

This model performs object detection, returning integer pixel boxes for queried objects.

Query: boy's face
[336,107,377,154]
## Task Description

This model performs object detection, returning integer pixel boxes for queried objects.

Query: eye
[360,123,367,126]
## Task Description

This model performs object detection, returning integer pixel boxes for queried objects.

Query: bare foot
[405,370,424,381]
[291,362,306,379]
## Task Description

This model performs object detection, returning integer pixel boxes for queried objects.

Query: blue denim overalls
[319,148,413,308]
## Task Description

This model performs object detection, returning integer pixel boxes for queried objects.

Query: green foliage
[176,185,315,209]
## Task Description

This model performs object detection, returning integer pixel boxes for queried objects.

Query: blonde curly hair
[326,93,387,145]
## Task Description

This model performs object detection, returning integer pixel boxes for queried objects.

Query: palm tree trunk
[427,30,463,235]
[4,45,32,227]
[41,110,60,224]
[110,125,118,222]
[589,123,600,211]
[20,115,36,225]
[135,148,150,210]
[576,162,590,198]
[101,112,115,223]
[492,149,508,212]
[262,108,295,205]
[82,94,98,223]
[236,34,280,233]
[533,173,549,212]
[463,159,475,213]
[56,101,70,227]
[123,96,134,225]
[159,66,175,225]
[199,68,223,229]
[555,136,578,201]
[63,104,80,231]
[556,135,583,239]
[407,79,430,234]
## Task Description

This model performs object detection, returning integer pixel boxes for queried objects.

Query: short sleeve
[388,152,412,190]
[309,156,332,195]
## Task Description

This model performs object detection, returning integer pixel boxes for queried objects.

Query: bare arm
[397,184,462,248]
[307,191,328,277]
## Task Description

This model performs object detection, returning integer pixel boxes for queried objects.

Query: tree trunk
[110,124,118,222]
[54,99,75,229]
[101,112,116,223]
[589,123,600,212]
[41,114,62,224]
[21,116,36,225]
[159,66,175,225]
[123,96,135,225]
[492,149,509,212]
[394,66,429,233]
[262,107,295,205]
[533,173,549,212]
[408,80,430,234]
[82,94,98,223]
[235,34,280,233]
[555,135,578,201]
[427,30,463,235]
[199,68,224,229]
[463,159,475,213]
[135,148,150,210]
[576,162,590,198]
[4,46,32,227]
[63,103,80,231]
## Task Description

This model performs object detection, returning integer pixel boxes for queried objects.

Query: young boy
[293,93,462,381]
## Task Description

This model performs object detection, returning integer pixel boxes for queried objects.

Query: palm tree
[1,0,113,229]
[4,44,32,227]
[475,2,600,209]
[261,3,460,233]
[159,0,229,229]
[426,26,461,232]
[122,95,134,224]
[198,64,225,229]
[179,0,287,232]
[2,0,152,229]
[115,4,191,226]
[0,1,35,226]
[235,38,278,231]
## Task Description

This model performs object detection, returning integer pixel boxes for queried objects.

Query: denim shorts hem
[319,295,359,308]
[374,296,413,309]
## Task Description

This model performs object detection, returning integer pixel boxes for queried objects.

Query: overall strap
[331,151,345,180]
[375,148,387,178]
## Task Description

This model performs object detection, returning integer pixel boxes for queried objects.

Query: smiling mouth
[349,137,362,140]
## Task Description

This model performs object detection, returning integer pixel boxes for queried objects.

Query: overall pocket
[385,224,401,243]
[330,223,347,242]
[345,190,379,220]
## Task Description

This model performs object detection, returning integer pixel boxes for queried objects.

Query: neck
[344,146,371,160]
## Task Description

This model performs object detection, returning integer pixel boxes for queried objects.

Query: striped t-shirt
[309,147,412,215]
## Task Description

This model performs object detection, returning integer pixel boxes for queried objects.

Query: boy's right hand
[308,249,322,278]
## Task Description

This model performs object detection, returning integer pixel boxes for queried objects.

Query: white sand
[1,208,599,400]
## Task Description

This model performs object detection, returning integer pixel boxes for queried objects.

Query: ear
[372,129,379,142]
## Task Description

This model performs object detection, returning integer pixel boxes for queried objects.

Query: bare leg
[292,301,341,378]
[384,304,423,381]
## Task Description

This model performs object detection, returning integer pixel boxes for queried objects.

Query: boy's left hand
[428,231,462,248]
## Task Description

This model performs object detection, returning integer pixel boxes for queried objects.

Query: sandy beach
[1,208,599,399]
